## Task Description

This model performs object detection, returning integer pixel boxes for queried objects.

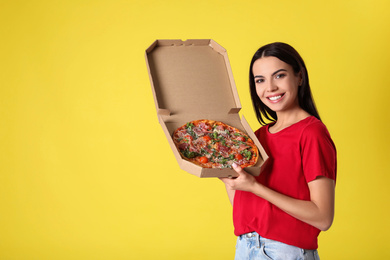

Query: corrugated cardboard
[145,39,268,178]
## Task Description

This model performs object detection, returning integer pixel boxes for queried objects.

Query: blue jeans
[235,232,320,260]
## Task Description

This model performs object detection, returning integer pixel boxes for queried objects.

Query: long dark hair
[249,42,321,125]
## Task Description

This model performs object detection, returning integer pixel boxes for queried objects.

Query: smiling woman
[220,42,337,260]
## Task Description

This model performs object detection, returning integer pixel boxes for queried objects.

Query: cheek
[255,86,267,103]
[290,82,300,95]
[255,85,263,97]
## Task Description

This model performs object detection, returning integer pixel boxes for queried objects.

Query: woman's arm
[220,180,235,206]
[220,164,335,231]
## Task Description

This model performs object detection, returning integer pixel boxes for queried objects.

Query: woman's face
[252,56,302,114]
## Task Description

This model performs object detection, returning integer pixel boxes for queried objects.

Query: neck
[270,108,311,133]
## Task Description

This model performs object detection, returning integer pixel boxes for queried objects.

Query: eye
[275,73,286,79]
[255,78,264,84]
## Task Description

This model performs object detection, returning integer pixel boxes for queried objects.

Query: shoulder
[300,117,336,149]
[301,117,331,138]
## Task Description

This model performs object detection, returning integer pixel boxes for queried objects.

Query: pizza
[172,119,259,169]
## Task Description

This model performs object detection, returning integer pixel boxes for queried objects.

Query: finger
[232,163,245,174]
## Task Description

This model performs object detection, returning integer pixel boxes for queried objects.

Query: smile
[267,94,285,102]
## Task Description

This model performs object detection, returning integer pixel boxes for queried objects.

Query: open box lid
[145,39,241,122]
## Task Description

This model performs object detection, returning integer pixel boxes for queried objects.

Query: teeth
[268,95,282,101]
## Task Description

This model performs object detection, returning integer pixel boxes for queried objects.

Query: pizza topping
[236,136,246,142]
[237,143,250,152]
[193,127,204,137]
[241,149,252,160]
[199,156,209,164]
[182,149,199,159]
[235,153,243,160]
[202,135,211,142]
[178,143,189,150]
[217,143,229,155]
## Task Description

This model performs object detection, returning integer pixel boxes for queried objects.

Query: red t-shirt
[233,116,337,250]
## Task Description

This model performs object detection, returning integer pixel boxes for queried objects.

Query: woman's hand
[220,163,260,193]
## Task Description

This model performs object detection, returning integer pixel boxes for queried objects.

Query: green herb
[241,149,252,160]
[185,124,197,138]
[186,122,195,129]
[183,149,199,159]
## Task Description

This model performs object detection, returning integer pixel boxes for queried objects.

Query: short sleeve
[301,122,337,183]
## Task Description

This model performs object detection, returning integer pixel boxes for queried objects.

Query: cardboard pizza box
[145,39,268,178]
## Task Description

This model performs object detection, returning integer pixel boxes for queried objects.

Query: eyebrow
[254,69,287,78]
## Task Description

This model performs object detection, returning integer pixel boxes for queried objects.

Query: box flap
[145,39,241,121]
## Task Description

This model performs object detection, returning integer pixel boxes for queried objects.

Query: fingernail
[232,163,237,168]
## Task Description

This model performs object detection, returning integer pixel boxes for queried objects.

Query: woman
[220,42,337,260]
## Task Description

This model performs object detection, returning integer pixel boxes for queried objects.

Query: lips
[267,93,285,103]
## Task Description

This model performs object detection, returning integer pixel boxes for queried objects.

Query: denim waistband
[239,231,258,238]
[237,231,320,260]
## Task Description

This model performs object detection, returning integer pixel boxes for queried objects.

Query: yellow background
[1,0,389,259]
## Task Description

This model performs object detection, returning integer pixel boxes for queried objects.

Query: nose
[266,79,278,92]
